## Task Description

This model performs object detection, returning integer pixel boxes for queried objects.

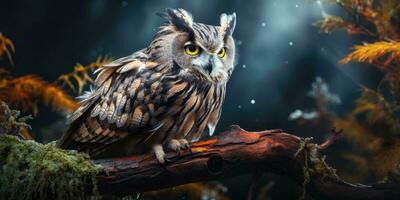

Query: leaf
[378,0,400,37]
[373,142,400,177]
[340,41,400,66]
[0,33,15,65]
[0,75,78,115]
[55,56,112,95]
[313,15,347,34]
[334,117,382,151]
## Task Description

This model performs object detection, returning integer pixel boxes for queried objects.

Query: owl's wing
[57,49,161,156]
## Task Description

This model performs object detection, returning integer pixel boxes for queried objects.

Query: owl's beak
[203,57,215,75]
[204,63,213,75]
[194,54,216,76]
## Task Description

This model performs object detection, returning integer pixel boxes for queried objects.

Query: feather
[103,56,133,68]
[219,12,236,36]
[182,92,199,114]
[79,124,90,139]
[128,79,141,97]
[167,82,188,98]
[101,128,111,136]
[94,127,103,135]
[87,119,101,133]
[117,60,144,73]
[150,81,160,92]
[116,93,127,115]
[101,78,112,95]
[146,61,158,69]
[131,106,143,126]
[137,89,145,101]
[124,98,131,113]
[163,8,194,33]
[120,76,134,92]
[95,68,114,86]
[141,112,150,126]
[117,113,128,128]
[107,102,117,124]
[149,72,162,82]
[147,103,155,114]
[99,99,109,121]
[91,104,101,117]
[180,114,195,138]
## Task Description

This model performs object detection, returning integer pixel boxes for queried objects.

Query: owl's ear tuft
[220,12,236,37]
[158,8,194,33]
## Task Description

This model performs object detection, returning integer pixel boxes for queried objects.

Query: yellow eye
[184,44,200,56]
[217,47,225,58]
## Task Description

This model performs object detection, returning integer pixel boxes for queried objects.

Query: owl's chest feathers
[153,75,226,142]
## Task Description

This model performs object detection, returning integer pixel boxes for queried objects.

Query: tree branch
[94,126,400,200]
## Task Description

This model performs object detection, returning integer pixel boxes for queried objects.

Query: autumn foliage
[0,33,14,65]
[0,73,78,115]
[55,56,112,95]
[0,32,111,115]
[340,41,400,66]
[308,0,400,180]
[0,31,112,141]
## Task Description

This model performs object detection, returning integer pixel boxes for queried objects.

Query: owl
[57,8,236,164]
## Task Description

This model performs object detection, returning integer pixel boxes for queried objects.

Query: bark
[93,125,400,200]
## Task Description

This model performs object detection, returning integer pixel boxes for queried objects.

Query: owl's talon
[153,144,166,164]
[162,139,192,162]
[164,156,178,163]
[178,139,192,154]
[168,139,181,152]
[178,139,190,149]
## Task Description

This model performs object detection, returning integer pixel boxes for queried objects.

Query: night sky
[0,0,383,199]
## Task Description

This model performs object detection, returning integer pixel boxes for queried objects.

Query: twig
[319,127,342,150]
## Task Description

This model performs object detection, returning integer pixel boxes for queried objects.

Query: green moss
[294,138,338,200]
[0,135,102,200]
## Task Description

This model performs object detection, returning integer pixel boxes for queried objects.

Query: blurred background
[1,0,398,199]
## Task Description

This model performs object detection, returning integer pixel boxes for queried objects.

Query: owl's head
[148,8,236,83]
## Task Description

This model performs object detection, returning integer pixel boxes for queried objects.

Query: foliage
[0,72,78,115]
[313,0,400,40]
[0,134,102,200]
[309,0,400,181]
[0,101,32,140]
[340,41,400,66]
[0,33,79,115]
[289,77,340,124]
[334,91,400,175]
[341,41,400,103]
[0,33,111,115]
[55,56,112,95]
[313,15,360,34]
[0,33,14,65]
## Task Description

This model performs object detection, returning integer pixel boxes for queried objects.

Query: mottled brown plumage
[57,8,236,160]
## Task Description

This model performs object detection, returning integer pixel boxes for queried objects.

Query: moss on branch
[0,135,102,200]
[294,137,339,200]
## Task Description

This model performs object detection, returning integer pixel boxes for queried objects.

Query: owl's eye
[217,47,226,58]
[184,44,200,56]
